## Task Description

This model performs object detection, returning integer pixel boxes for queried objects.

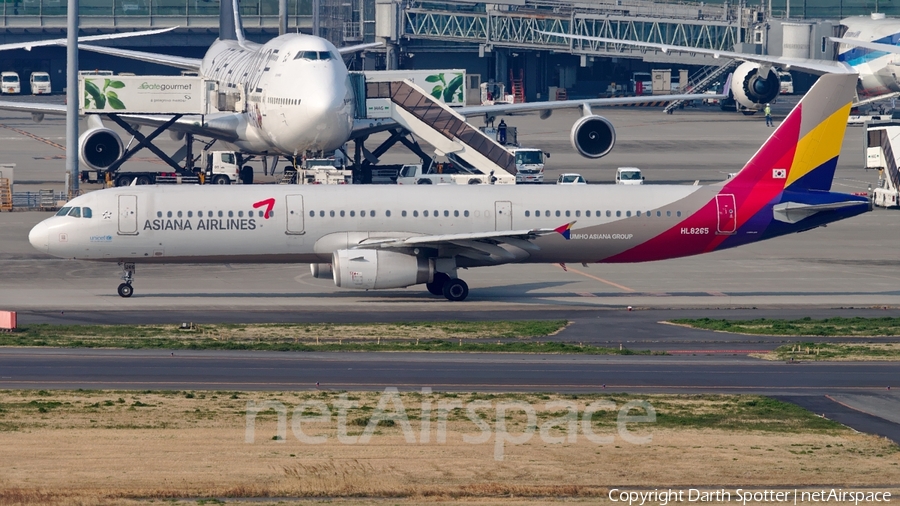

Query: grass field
[0,321,668,355]
[0,390,898,505]
[669,317,900,337]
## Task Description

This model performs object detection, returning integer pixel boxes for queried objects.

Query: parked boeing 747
[29,74,869,301]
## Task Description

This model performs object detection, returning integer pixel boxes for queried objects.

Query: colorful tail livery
[604,73,868,263]
[29,75,870,302]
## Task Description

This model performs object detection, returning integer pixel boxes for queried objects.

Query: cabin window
[555,210,561,217]
[350,210,355,217]
[565,210,571,217]
[575,210,581,217]
[525,210,530,217]
[386,210,391,217]
[615,211,621,217]
[156,211,162,218]
[423,210,429,217]
[677,211,682,217]
[585,211,591,217]
[360,210,366,217]
[657,211,661,217]
[626,211,632,217]
[402,210,407,217]
[228,211,234,218]
[433,210,439,217]
[444,210,449,217]
[544,211,550,217]
[340,210,345,217]
[82,207,92,218]
[454,210,459,217]
[636,210,641,217]
[666,211,671,217]
[167,211,173,218]
[218,211,223,217]
[187,211,193,218]
[330,210,335,217]
[464,210,470,217]
[371,210,376,217]
[238,211,244,217]
[309,211,314,217]
[413,210,419,217]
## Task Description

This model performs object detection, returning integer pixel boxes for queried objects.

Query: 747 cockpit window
[294,51,336,61]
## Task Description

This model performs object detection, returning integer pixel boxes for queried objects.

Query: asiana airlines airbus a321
[28,73,870,301]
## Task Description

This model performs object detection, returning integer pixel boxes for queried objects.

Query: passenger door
[285,194,305,235]
[117,195,138,235]
[495,201,512,231]
[715,194,736,235]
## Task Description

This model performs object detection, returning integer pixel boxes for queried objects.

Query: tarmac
[1,97,899,443]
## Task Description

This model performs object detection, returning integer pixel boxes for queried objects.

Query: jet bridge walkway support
[366,80,517,177]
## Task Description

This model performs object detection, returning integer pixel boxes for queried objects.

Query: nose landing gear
[117,262,135,298]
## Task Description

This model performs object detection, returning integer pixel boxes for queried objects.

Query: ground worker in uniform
[765,104,773,127]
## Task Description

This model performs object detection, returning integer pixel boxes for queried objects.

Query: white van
[29,72,51,95]
[615,167,644,185]
[1,72,20,94]
[778,71,794,95]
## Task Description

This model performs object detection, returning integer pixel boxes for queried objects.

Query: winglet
[554,221,576,240]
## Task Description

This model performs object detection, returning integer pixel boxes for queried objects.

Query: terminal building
[0,0,891,97]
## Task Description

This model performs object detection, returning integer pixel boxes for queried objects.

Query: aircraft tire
[426,273,450,296]
[442,278,468,302]
[117,283,133,298]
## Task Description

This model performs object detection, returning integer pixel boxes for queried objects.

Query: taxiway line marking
[560,266,637,292]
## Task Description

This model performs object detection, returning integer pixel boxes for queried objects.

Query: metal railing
[13,191,66,210]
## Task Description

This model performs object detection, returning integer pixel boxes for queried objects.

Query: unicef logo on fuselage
[90,235,113,242]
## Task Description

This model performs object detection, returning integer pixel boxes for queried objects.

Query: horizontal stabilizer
[772,201,866,224]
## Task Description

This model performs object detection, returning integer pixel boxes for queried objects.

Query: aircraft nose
[28,220,49,253]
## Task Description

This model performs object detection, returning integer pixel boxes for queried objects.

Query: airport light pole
[66,0,79,197]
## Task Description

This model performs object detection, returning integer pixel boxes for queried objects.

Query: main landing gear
[426,272,469,301]
[117,262,135,298]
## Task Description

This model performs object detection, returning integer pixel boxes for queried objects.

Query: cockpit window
[68,207,81,218]
[83,207,92,218]
[56,206,71,216]
[294,51,335,61]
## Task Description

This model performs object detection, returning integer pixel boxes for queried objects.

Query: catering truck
[80,150,252,187]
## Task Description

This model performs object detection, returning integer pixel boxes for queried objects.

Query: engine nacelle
[332,249,432,290]
[309,263,333,279]
[79,127,123,171]
[570,115,616,159]
[731,62,781,111]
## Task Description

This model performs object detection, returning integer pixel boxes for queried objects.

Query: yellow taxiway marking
[558,265,637,293]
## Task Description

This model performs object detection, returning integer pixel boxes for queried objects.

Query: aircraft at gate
[541,13,900,113]
[29,74,869,301]
[0,0,718,172]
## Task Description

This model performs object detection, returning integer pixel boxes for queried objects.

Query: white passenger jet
[541,13,900,113]
[29,73,869,301]
[0,0,718,172]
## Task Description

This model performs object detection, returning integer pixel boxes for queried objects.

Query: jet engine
[570,115,616,159]
[331,249,433,290]
[79,127,123,171]
[731,62,781,111]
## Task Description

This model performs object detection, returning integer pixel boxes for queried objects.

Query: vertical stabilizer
[220,0,246,44]
[729,73,857,193]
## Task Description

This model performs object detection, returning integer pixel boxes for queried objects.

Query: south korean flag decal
[772,168,787,179]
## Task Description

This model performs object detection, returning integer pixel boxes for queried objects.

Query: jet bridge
[364,77,517,179]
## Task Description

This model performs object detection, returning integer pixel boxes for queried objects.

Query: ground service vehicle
[557,173,586,185]
[29,72,51,95]
[80,150,252,187]
[480,126,547,183]
[289,158,353,185]
[396,161,514,185]
[616,167,644,185]
[868,120,900,208]
[779,71,794,95]
[1,72,20,94]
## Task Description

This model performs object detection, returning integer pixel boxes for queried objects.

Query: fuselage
[840,16,900,97]
[199,35,354,155]
[28,183,869,268]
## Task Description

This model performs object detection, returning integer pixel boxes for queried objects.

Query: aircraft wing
[338,42,384,55]
[76,44,201,71]
[537,31,854,75]
[356,226,566,262]
[0,100,241,141]
[0,27,176,52]
[456,93,725,118]
[830,37,900,55]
